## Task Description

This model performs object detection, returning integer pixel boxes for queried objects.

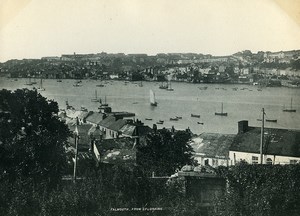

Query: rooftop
[230,127,300,157]
[189,133,235,158]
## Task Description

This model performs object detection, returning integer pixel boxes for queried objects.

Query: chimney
[238,120,249,134]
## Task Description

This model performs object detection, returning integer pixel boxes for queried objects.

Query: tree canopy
[137,127,195,176]
[0,89,69,187]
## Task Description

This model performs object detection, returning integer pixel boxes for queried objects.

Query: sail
[150,89,156,104]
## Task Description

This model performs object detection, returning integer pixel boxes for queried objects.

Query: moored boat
[215,103,227,116]
[156,120,164,124]
[191,114,200,118]
[283,98,296,112]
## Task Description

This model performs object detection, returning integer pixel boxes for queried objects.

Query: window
[252,156,258,164]
[290,160,298,165]
[266,158,272,165]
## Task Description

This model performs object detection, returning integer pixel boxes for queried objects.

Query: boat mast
[260,108,265,164]
[221,103,223,113]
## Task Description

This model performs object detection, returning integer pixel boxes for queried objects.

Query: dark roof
[85,112,105,124]
[230,127,300,157]
[109,112,135,118]
[190,133,235,158]
[99,115,116,128]
[68,124,93,150]
[109,119,127,131]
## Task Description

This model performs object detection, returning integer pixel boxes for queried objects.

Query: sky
[1,0,300,62]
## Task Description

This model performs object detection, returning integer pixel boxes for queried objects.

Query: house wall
[99,126,119,139]
[229,151,300,165]
[194,155,229,167]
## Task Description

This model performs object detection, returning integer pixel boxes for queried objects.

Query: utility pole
[73,125,79,183]
[260,108,265,164]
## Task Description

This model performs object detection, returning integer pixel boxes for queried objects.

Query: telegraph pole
[73,125,79,183]
[260,108,265,164]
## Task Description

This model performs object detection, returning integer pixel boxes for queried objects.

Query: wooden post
[73,126,79,183]
[260,108,264,164]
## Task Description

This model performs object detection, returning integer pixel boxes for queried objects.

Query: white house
[229,121,300,165]
[189,133,235,167]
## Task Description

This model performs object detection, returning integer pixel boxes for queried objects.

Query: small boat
[166,81,174,91]
[175,116,182,119]
[266,119,277,123]
[150,89,158,106]
[198,86,208,90]
[215,103,227,116]
[132,102,138,104]
[31,78,37,84]
[91,90,101,102]
[73,83,82,87]
[197,122,204,125]
[57,79,62,82]
[191,114,200,118]
[283,98,296,112]
[257,119,277,123]
[170,117,179,121]
[25,77,33,85]
[145,118,152,121]
[156,120,164,124]
[37,78,45,91]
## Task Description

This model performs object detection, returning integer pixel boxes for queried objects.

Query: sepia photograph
[0,0,300,215]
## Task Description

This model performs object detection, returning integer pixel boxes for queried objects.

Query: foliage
[0,89,70,187]
[136,128,195,176]
[213,163,300,216]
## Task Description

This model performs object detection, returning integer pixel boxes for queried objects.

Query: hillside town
[1,50,300,87]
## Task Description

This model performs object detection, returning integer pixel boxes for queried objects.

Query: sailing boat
[166,81,174,91]
[37,78,45,91]
[25,77,33,85]
[139,81,143,87]
[150,89,158,106]
[215,102,228,116]
[283,98,296,112]
[91,90,100,102]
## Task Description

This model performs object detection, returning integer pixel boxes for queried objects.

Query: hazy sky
[1,0,300,62]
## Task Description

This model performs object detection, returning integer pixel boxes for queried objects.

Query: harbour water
[1,78,300,134]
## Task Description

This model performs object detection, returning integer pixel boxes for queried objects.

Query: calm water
[1,78,300,134]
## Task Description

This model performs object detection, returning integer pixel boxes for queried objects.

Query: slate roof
[94,137,136,164]
[98,115,116,128]
[68,124,93,150]
[190,133,235,158]
[109,119,127,131]
[85,112,105,125]
[230,127,300,157]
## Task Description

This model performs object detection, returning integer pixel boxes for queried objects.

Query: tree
[213,164,300,216]
[136,128,195,176]
[0,89,69,187]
